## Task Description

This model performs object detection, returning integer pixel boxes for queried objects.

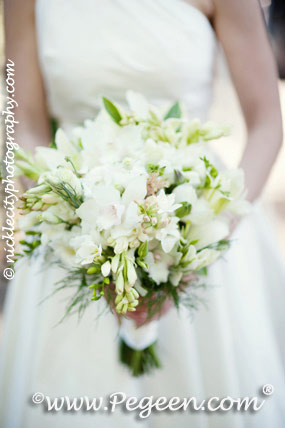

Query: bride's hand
[106,285,173,328]
[124,297,173,328]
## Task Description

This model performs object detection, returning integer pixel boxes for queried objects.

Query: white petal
[126,91,149,119]
[122,175,147,206]
[101,261,111,277]
[188,220,229,250]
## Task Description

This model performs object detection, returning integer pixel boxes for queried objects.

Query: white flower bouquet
[16,92,250,375]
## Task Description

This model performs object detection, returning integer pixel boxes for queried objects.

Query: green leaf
[175,202,192,218]
[197,266,208,276]
[164,102,181,120]
[49,117,59,148]
[102,97,122,125]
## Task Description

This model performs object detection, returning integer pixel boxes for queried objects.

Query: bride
[1,0,285,427]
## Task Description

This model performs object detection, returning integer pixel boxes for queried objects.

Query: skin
[4,0,283,325]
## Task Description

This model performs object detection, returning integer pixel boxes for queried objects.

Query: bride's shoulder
[181,0,215,19]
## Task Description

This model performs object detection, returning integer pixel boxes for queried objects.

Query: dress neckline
[173,0,215,37]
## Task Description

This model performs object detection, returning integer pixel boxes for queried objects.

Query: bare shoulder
[182,0,215,19]
[212,0,263,27]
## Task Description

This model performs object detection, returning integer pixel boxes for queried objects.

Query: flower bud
[126,292,135,303]
[111,254,120,273]
[101,261,111,277]
[39,211,60,224]
[115,272,124,294]
[138,241,148,258]
[87,266,99,274]
[126,259,137,285]
[130,288,139,299]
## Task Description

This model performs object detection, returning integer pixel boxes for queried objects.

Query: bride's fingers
[124,298,173,327]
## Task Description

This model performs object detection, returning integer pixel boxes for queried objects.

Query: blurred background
[0,1,284,334]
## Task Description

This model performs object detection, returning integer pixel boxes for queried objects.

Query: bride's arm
[213,0,283,202]
[4,0,51,152]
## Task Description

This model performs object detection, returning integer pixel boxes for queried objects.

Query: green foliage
[166,169,188,193]
[119,339,161,376]
[49,117,59,148]
[16,230,42,260]
[46,181,83,209]
[164,101,181,120]
[146,163,166,176]
[102,97,122,125]
[175,201,192,218]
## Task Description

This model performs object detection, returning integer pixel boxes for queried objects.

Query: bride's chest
[35,0,216,122]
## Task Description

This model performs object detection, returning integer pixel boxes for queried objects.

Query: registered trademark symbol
[262,384,274,396]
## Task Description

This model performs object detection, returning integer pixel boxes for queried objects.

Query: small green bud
[115,294,123,305]
[138,241,148,258]
[210,166,218,178]
[87,266,99,274]
[126,292,135,303]
[137,259,148,270]
[130,288,139,299]
[122,303,129,314]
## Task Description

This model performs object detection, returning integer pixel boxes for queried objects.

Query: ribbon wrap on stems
[120,318,159,350]
[119,318,161,376]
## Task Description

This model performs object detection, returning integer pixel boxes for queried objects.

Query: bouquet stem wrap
[119,318,160,376]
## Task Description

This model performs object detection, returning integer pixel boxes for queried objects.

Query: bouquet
[16,92,250,376]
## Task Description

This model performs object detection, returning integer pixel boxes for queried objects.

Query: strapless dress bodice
[36,0,216,129]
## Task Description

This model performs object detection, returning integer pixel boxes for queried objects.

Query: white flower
[40,225,81,267]
[43,201,77,223]
[54,129,78,157]
[145,249,173,284]
[97,203,125,230]
[35,147,66,171]
[18,211,40,231]
[114,237,129,254]
[173,183,214,224]
[187,219,229,250]
[40,167,83,198]
[39,211,61,224]
[126,91,149,119]
[76,186,124,231]
[173,183,197,206]
[156,189,180,214]
[74,110,119,153]
[70,234,102,265]
[187,248,220,271]
[101,261,111,277]
[155,217,180,253]
[41,193,59,204]
[122,175,147,206]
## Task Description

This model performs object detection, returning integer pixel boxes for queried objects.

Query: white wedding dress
[1,1,285,427]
